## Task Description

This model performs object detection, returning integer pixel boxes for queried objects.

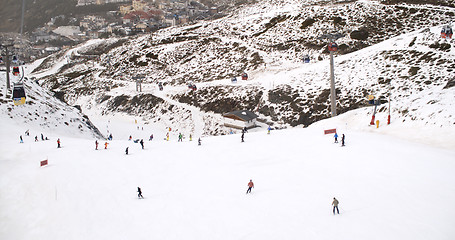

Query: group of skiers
[333,133,346,146]
[94,140,110,150]
[136,180,341,215]
[20,131,50,144]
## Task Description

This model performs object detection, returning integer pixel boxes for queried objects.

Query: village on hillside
[0,0,227,63]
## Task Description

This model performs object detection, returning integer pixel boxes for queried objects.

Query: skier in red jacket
[246,180,254,194]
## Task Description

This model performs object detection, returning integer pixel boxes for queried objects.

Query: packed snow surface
[1,112,454,240]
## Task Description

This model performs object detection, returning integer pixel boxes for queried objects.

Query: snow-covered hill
[14,0,455,145]
[1,108,454,240]
[0,61,103,139]
[28,1,454,136]
[1,2,455,239]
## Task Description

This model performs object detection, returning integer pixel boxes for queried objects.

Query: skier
[20,135,23,143]
[334,133,338,143]
[57,138,61,148]
[125,147,129,155]
[140,139,144,149]
[341,134,345,147]
[108,134,113,141]
[189,134,192,141]
[129,135,132,141]
[246,179,254,194]
[178,133,183,142]
[166,132,169,141]
[35,136,38,142]
[41,133,44,141]
[149,134,153,141]
[104,142,109,149]
[332,197,340,215]
[137,187,144,199]
[95,140,99,150]
[241,132,245,142]
[198,138,201,146]
[267,126,271,134]
[25,130,29,136]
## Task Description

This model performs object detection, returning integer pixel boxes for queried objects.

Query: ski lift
[231,77,237,83]
[441,26,453,39]
[446,26,453,39]
[303,54,310,63]
[12,82,26,106]
[188,83,197,91]
[328,42,338,52]
[242,72,248,80]
[12,67,20,76]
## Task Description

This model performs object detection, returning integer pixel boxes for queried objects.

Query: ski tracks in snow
[153,89,205,137]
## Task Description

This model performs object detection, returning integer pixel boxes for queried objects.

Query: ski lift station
[223,110,259,129]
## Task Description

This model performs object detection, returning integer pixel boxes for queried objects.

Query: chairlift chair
[12,55,18,64]
[441,26,453,39]
[13,67,20,76]
[303,55,310,63]
[446,26,453,39]
[441,27,447,38]
[328,42,338,52]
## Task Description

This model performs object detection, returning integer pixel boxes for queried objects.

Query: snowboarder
[178,133,183,142]
[241,132,245,142]
[140,139,144,149]
[137,187,144,199]
[246,180,254,194]
[20,135,23,143]
[95,140,99,150]
[57,138,61,148]
[35,136,38,142]
[104,142,109,149]
[332,197,340,214]
[198,138,201,146]
[125,147,129,155]
[341,134,345,147]
[149,134,153,141]
[334,133,338,143]
[108,134,113,141]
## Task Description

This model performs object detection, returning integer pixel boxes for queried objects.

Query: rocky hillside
[31,0,455,135]
[0,72,104,139]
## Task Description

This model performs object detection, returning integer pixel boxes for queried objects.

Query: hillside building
[223,110,259,129]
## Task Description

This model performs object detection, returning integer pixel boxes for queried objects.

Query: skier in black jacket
[137,187,144,199]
